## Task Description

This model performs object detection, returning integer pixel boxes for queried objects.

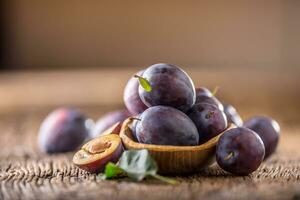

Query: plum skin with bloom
[195,87,212,97]
[223,104,243,127]
[216,127,265,175]
[244,116,280,159]
[187,103,227,144]
[139,63,196,112]
[195,87,224,111]
[136,106,199,146]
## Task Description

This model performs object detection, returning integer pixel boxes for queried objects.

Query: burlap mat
[0,109,299,200]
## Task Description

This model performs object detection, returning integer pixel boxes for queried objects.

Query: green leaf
[102,149,178,184]
[117,149,158,181]
[134,75,152,92]
[103,162,124,179]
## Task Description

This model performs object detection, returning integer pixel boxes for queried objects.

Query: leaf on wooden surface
[103,149,178,184]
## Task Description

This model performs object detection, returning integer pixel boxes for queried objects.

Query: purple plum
[38,108,89,153]
[124,70,148,115]
[91,110,131,138]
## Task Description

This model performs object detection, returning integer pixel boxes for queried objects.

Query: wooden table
[0,68,299,200]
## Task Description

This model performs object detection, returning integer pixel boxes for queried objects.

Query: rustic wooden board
[0,69,300,199]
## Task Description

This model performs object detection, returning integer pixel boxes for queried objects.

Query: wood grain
[0,69,299,199]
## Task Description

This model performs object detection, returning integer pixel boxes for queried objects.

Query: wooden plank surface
[0,68,299,200]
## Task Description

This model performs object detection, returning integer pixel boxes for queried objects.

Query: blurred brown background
[0,0,299,124]
[1,0,300,69]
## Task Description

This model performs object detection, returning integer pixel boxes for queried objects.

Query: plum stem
[134,74,142,79]
[224,151,234,161]
[132,117,141,121]
[212,86,220,96]
[205,111,215,119]
[151,174,178,185]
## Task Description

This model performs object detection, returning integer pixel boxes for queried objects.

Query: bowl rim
[120,117,236,152]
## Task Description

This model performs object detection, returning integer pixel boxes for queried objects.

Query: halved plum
[73,134,123,173]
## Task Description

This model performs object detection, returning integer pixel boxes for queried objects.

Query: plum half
[73,134,123,173]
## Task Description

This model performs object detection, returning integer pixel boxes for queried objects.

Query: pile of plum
[38,63,280,175]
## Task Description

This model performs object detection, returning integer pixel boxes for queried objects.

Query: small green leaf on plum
[134,75,152,92]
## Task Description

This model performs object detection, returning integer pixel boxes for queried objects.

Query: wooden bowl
[120,118,235,175]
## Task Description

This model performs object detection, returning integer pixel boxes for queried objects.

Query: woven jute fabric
[0,109,299,200]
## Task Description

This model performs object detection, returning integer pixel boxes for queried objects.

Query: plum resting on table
[135,106,199,146]
[187,103,227,144]
[123,70,148,115]
[244,116,280,159]
[138,63,196,112]
[216,127,265,175]
[38,108,90,153]
[91,110,131,138]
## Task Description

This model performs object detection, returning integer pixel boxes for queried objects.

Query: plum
[128,114,141,142]
[244,116,280,159]
[38,108,90,153]
[216,127,265,175]
[187,103,227,144]
[91,110,131,138]
[124,70,148,115]
[195,87,223,111]
[223,104,243,127]
[73,134,123,173]
[136,106,199,146]
[196,87,213,97]
[138,63,196,112]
